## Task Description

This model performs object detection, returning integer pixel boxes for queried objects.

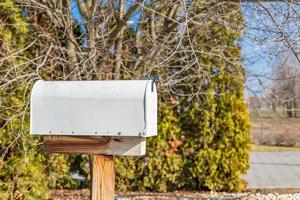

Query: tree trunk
[287,101,293,118]
[114,0,125,80]
[293,98,297,118]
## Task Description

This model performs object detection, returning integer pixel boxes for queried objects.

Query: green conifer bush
[0,1,77,198]
[116,101,183,192]
[0,0,251,196]
[116,1,251,192]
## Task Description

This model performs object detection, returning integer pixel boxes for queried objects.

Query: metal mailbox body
[30,80,157,137]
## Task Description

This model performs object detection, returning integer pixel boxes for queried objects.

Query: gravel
[118,192,300,200]
[50,190,300,200]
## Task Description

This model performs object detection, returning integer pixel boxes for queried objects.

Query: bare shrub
[251,127,300,147]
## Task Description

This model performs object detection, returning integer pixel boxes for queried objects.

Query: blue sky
[241,3,278,97]
[241,2,300,97]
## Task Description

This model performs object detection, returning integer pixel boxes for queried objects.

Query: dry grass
[252,144,300,152]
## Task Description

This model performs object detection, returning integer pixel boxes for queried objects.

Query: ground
[50,190,300,200]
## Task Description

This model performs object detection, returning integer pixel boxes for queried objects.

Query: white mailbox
[30,80,157,137]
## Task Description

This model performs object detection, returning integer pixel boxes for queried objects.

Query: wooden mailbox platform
[43,136,145,156]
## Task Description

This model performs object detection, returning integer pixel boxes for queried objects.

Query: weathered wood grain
[43,136,146,156]
[91,155,115,200]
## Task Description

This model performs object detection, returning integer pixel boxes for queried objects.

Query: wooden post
[91,155,115,200]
